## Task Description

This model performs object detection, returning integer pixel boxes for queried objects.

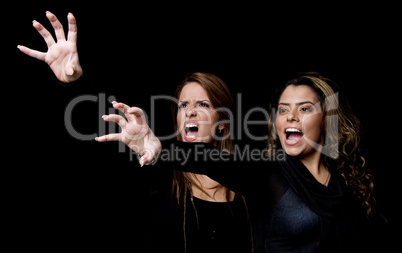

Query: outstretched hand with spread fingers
[96,102,162,166]
[18,11,83,83]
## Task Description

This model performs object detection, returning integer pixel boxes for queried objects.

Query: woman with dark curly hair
[265,73,375,219]
[257,72,377,252]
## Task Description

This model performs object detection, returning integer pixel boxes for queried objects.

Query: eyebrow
[278,101,315,106]
[179,99,210,103]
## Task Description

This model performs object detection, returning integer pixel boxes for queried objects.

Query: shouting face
[176,82,222,144]
[275,84,324,158]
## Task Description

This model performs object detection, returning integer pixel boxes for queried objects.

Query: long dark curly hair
[266,72,376,218]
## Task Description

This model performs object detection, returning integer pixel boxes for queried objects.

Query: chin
[283,148,303,157]
[280,141,304,157]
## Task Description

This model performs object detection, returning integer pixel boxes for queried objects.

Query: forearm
[152,140,267,195]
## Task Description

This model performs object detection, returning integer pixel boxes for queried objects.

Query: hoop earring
[216,128,224,136]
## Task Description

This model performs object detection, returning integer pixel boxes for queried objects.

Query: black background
[12,3,399,251]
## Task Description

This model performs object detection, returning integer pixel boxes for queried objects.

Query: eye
[300,106,313,113]
[178,103,187,109]
[277,107,288,114]
[199,102,210,108]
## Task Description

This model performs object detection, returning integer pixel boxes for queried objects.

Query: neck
[190,174,234,202]
[299,151,330,186]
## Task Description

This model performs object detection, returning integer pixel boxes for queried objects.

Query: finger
[112,102,136,121]
[46,11,66,42]
[32,20,55,47]
[17,45,46,61]
[67,12,78,43]
[127,107,144,117]
[65,54,77,76]
[95,133,121,142]
[140,150,157,166]
[139,154,148,167]
[127,107,147,125]
[139,153,152,167]
[112,102,130,113]
[65,66,75,76]
[102,114,127,129]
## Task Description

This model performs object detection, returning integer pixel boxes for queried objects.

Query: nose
[287,109,299,122]
[186,107,197,117]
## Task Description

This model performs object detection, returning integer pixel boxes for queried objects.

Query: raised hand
[96,102,162,166]
[18,11,83,83]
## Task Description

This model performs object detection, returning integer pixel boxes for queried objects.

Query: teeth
[286,128,301,133]
[185,123,198,135]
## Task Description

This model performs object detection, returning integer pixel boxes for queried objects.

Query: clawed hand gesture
[96,101,162,166]
[18,11,83,83]
[18,11,162,166]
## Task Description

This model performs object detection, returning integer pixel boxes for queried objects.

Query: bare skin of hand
[96,102,162,166]
[19,12,161,165]
[18,11,83,83]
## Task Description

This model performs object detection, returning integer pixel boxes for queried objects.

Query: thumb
[139,150,157,167]
[139,154,148,167]
[65,66,75,76]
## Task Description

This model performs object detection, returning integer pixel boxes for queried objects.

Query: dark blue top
[265,186,321,252]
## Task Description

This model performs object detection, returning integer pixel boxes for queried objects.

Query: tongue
[188,130,198,136]
[288,133,303,142]
[185,130,198,141]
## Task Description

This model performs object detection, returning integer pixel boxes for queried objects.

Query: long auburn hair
[170,72,235,202]
[171,72,253,252]
[266,72,376,218]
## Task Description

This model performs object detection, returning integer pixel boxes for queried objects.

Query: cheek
[302,115,323,141]
[200,111,220,137]
[211,111,220,126]
[275,117,285,137]
[202,112,218,132]
[176,112,186,130]
[176,113,182,126]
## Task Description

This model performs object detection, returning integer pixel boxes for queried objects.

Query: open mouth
[285,127,304,144]
[184,121,199,141]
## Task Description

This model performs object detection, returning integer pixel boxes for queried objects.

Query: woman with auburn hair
[104,72,253,253]
[156,71,252,253]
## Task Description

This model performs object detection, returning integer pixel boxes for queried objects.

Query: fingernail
[95,137,99,141]
[140,160,144,167]
[111,101,117,104]
[102,115,107,119]
[17,45,20,49]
